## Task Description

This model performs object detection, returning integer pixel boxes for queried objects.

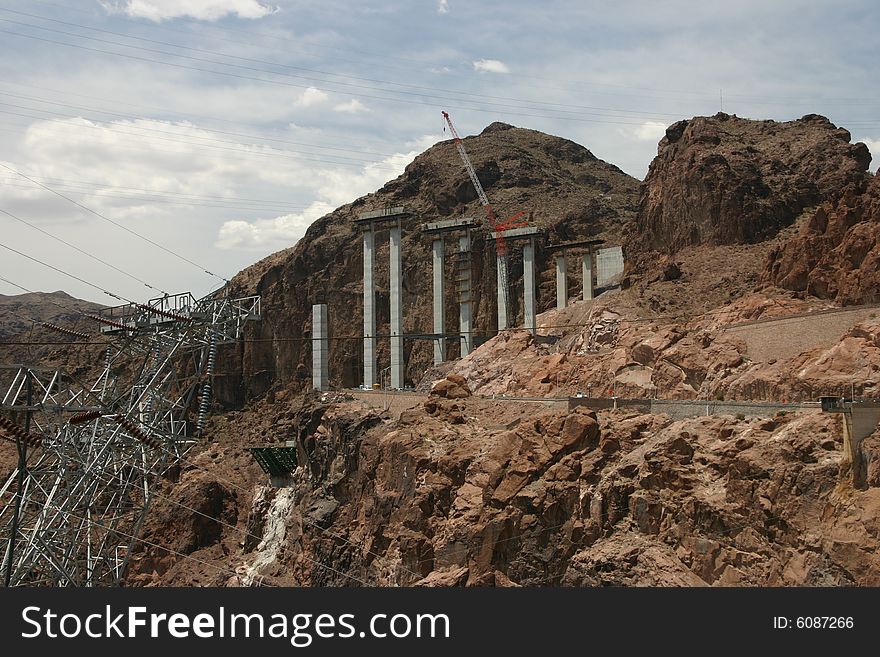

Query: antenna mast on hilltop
[441,111,528,329]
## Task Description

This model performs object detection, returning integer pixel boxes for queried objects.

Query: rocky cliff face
[223,123,639,401]
[763,172,880,304]
[636,113,871,253]
[130,390,880,587]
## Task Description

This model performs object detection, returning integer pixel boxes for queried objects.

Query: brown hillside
[763,171,880,304]
[222,123,640,400]
[636,113,871,253]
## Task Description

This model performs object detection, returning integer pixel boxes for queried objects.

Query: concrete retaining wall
[723,306,879,362]
[568,396,820,419]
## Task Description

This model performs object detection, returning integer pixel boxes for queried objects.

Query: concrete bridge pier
[431,238,445,365]
[311,303,328,391]
[821,397,880,488]
[458,231,472,355]
[556,254,568,310]
[362,225,376,389]
[356,207,412,390]
[389,219,403,389]
[523,237,537,334]
[582,250,593,301]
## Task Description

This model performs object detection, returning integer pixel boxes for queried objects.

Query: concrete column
[582,250,594,301]
[523,238,536,334]
[312,303,328,391]
[432,238,445,365]
[459,232,472,356]
[362,226,376,389]
[497,256,509,331]
[556,254,568,310]
[389,220,404,389]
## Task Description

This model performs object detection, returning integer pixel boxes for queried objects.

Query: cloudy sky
[0,0,877,303]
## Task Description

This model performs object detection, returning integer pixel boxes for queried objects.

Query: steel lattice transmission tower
[0,291,260,586]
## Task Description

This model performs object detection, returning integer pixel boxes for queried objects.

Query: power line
[0,8,692,122]
[12,494,273,586]
[0,273,99,327]
[52,448,376,586]
[1,208,168,296]
[0,177,311,213]
[0,25,679,127]
[0,79,401,152]
[0,87,399,158]
[27,1,872,110]
[0,103,405,171]
[0,238,132,303]
[135,434,423,583]
[11,2,880,120]
[0,163,228,284]
[0,171,308,207]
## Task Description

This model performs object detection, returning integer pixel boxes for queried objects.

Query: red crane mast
[441,111,528,327]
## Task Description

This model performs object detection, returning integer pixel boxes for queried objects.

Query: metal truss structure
[0,292,260,586]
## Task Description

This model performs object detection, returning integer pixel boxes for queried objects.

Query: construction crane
[442,111,527,329]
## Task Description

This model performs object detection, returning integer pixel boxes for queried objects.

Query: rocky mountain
[0,291,101,338]
[763,171,880,305]
[129,383,880,587]
[222,123,640,400]
[635,113,871,253]
[8,116,880,588]
[0,291,104,366]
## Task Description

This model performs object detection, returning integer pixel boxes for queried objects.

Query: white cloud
[100,0,277,22]
[294,87,329,108]
[632,121,668,142]
[473,59,510,74]
[215,201,334,250]
[437,0,450,14]
[333,99,369,114]
[216,134,440,250]
[859,138,880,172]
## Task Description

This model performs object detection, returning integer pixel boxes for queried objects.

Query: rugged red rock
[763,172,880,304]
[5,117,880,589]
[636,113,870,253]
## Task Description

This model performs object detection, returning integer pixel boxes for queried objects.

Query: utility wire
[0,177,310,213]
[0,163,228,284]
[1,208,168,296]
[0,26,676,127]
[11,3,880,115]
[49,448,374,586]
[0,239,131,303]
[0,78,400,152]
[0,105,402,171]
[5,495,274,587]
[0,170,319,209]
[0,88,398,158]
[148,441,423,582]
[0,8,691,121]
